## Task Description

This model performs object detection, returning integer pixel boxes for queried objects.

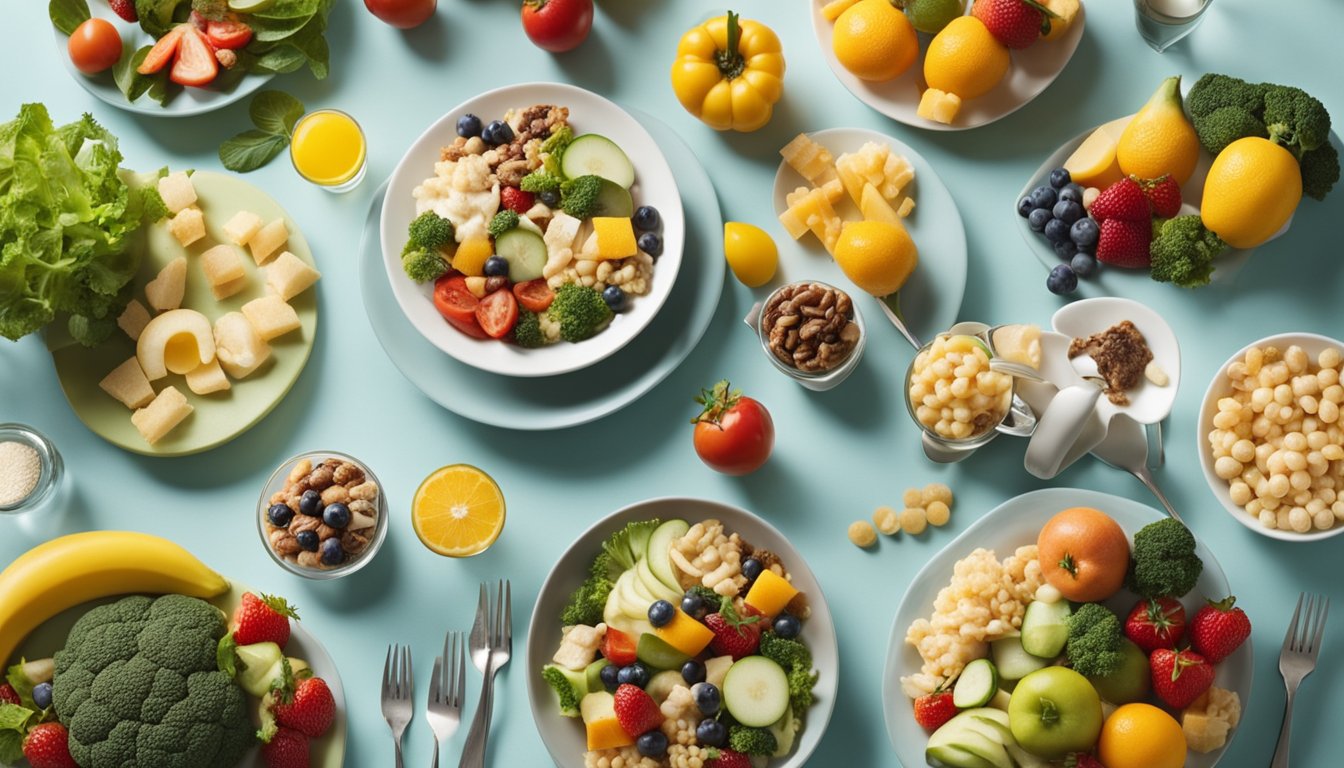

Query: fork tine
[382,644,393,699]
[430,656,443,705]
[1309,596,1329,656]
[1283,593,1305,653]
[504,580,513,649]
[402,645,413,699]
[1300,594,1317,652]
[456,632,467,708]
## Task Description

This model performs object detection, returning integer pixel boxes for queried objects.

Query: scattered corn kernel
[902,488,923,507]
[900,507,928,535]
[921,483,953,506]
[926,501,951,527]
[848,520,877,548]
[873,506,901,536]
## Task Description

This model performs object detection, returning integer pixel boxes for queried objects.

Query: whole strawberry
[913,688,958,732]
[260,726,310,768]
[1063,753,1106,768]
[0,682,19,705]
[1150,648,1214,709]
[1190,596,1251,663]
[1090,178,1150,222]
[274,677,336,738]
[971,0,1046,49]
[1097,218,1152,268]
[705,599,763,660]
[109,0,138,22]
[233,592,299,648]
[22,722,77,768]
[1125,597,1187,653]
[612,684,663,737]
[705,747,753,768]
[1139,174,1182,218]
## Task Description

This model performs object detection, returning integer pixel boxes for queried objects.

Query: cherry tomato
[691,380,774,475]
[433,275,489,339]
[475,289,519,339]
[520,0,593,53]
[364,0,437,29]
[601,628,637,667]
[68,18,123,75]
[512,279,555,313]
[206,19,253,50]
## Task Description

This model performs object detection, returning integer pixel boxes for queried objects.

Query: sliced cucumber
[493,228,547,283]
[990,636,1049,681]
[952,659,998,709]
[593,178,634,218]
[636,633,691,670]
[584,659,611,693]
[645,519,690,594]
[1020,600,1071,659]
[562,134,636,189]
[645,669,683,703]
[722,656,789,727]
[767,704,798,757]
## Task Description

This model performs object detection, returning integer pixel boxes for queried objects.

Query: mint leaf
[252,46,307,74]
[219,130,289,173]
[0,729,24,765]
[249,90,304,136]
[0,704,33,732]
[48,0,90,36]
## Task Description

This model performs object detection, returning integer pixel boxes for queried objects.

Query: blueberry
[323,502,351,529]
[1029,185,1058,210]
[696,718,727,747]
[32,682,52,710]
[1016,196,1036,218]
[456,114,482,138]
[599,663,621,692]
[1047,264,1078,295]
[1069,217,1099,247]
[1070,252,1099,277]
[1043,218,1071,244]
[633,206,661,231]
[1027,208,1051,232]
[691,682,721,715]
[267,503,295,527]
[681,660,706,685]
[637,730,669,758]
[320,537,345,566]
[741,557,764,582]
[637,232,663,258]
[481,120,514,145]
[681,593,708,620]
[483,256,510,277]
[1053,239,1078,259]
[298,490,323,517]
[1052,200,1083,225]
[602,285,627,312]
[617,663,649,688]
[648,600,674,627]
[1059,183,1084,203]
[773,614,801,639]
[296,530,319,552]
[538,189,560,208]
[1049,168,1072,189]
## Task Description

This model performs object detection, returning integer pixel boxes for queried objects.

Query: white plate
[771,127,967,345]
[380,83,685,378]
[883,488,1252,767]
[526,497,839,767]
[810,2,1085,131]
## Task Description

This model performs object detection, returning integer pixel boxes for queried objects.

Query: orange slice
[412,465,506,557]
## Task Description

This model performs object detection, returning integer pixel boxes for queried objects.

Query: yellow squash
[671,11,785,132]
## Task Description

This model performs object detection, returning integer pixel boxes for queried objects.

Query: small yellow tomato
[670,11,785,132]
[723,222,778,287]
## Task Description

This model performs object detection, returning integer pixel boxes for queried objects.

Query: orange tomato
[1037,507,1130,602]
[68,19,122,75]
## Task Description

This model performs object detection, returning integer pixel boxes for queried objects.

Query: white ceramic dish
[1198,332,1344,542]
[810,1,1085,131]
[380,82,685,378]
[884,487,1252,767]
[526,497,838,767]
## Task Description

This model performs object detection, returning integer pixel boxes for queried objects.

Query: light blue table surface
[4,1,1343,766]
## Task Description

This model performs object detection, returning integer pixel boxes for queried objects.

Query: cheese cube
[117,299,151,341]
[145,257,188,312]
[131,386,193,445]
[241,296,301,341]
[158,171,197,214]
[223,210,263,246]
[211,276,248,301]
[185,358,231,395]
[99,357,155,409]
[200,245,246,287]
[214,312,272,379]
[249,218,289,265]
[592,217,637,260]
[168,207,206,247]
[779,133,839,187]
[262,252,321,301]
[917,88,962,125]
[897,196,916,217]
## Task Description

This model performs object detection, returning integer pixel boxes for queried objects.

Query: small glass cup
[1133,0,1212,52]
[289,109,368,194]
[904,333,1015,454]
[748,280,866,392]
[0,424,64,515]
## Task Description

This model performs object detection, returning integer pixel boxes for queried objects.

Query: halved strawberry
[207,19,253,50]
[109,0,138,23]
[170,26,220,87]
[137,25,187,75]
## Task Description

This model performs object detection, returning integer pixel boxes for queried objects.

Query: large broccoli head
[1128,518,1203,599]
[52,594,254,768]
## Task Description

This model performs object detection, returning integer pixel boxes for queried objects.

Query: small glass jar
[749,280,866,392]
[0,424,64,515]
[904,333,1015,453]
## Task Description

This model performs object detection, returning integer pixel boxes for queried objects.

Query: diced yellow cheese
[145,257,188,313]
[185,358,231,395]
[897,196,916,217]
[249,218,289,265]
[223,210,263,246]
[117,299,151,341]
[744,570,800,620]
[917,88,962,125]
[158,172,197,214]
[241,296,301,341]
[214,311,271,380]
[200,245,246,287]
[860,183,901,224]
[780,133,839,186]
[653,608,715,658]
[168,207,205,247]
[131,386,193,445]
[211,275,247,301]
[452,238,493,277]
[263,252,321,302]
[99,357,155,409]
[592,217,638,260]
[821,0,861,21]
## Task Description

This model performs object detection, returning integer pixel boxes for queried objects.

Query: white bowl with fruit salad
[380,82,684,378]
[526,497,838,768]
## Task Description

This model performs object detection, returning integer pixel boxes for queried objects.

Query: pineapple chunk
[780,134,839,187]
[185,358,231,395]
[249,218,289,266]
[262,252,321,301]
[241,296,301,341]
[452,237,493,277]
[835,142,915,205]
[897,196,916,217]
[1181,712,1230,754]
[131,386,193,445]
[158,172,197,214]
[200,245,246,288]
[818,177,845,205]
[168,207,206,247]
[592,217,637,260]
[145,257,188,313]
[214,312,272,379]
[117,299,151,341]
[1040,0,1081,42]
[860,183,901,224]
[779,186,842,253]
[223,210,264,246]
[99,357,155,409]
[917,88,963,125]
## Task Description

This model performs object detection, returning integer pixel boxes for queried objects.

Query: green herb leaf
[49,0,90,35]
[251,0,323,20]
[249,90,304,136]
[219,130,290,173]
[252,46,308,74]
[134,0,181,38]
[0,704,34,732]
[0,729,24,765]
[113,45,162,103]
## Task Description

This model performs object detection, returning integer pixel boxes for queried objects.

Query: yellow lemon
[412,464,506,557]
[723,222,779,287]
[832,0,919,82]
[1098,703,1187,768]
[1116,76,1201,185]
[832,220,918,297]
[923,16,1009,99]
[1201,136,1303,249]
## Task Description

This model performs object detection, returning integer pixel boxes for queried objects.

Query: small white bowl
[1198,332,1344,542]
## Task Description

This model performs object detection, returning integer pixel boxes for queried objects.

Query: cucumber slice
[645,669,683,703]
[990,636,1049,681]
[767,704,798,757]
[645,520,690,594]
[636,633,691,670]
[584,659,611,693]
[228,0,274,11]
[562,134,636,189]
[722,656,789,727]
[704,655,733,688]
[1020,600,1071,659]
[594,178,634,218]
[493,228,547,283]
[952,659,998,708]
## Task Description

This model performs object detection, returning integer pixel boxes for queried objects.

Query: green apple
[1086,639,1152,705]
[1007,667,1103,759]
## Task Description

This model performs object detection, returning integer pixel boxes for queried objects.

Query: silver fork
[382,645,414,768]
[427,631,467,768]
[459,580,512,768]
[1272,593,1330,768]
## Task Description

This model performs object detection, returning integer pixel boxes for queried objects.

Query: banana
[0,531,229,663]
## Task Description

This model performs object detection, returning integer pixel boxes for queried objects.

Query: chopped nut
[334,462,365,486]
[349,499,376,517]
[349,481,380,501]
[761,282,860,373]
[342,530,370,554]
[288,459,313,484]
[784,592,812,620]
[307,462,336,491]
[297,551,321,568]
[320,484,350,507]
[290,515,320,535]
[317,524,339,540]
[349,510,377,531]
[848,521,878,548]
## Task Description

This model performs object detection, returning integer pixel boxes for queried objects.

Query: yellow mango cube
[263,252,321,301]
[249,218,289,266]
[452,237,493,277]
[241,296,301,341]
[653,608,715,658]
[592,217,638,260]
[744,570,800,620]
[917,88,963,125]
[185,358,231,396]
[158,171,197,214]
[779,186,842,253]
[581,692,635,750]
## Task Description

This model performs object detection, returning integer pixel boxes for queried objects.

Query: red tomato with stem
[365,0,437,29]
[69,19,123,74]
[691,380,774,475]
[433,275,489,339]
[512,279,555,313]
[520,0,593,53]
[475,289,519,339]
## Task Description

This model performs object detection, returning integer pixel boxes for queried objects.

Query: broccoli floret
[52,595,254,768]
[1263,85,1331,157]
[401,246,449,284]
[1064,603,1124,678]
[1149,215,1226,288]
[541,124,574,156]
[1194,106,1270,156]
[786,664,819,714]
[1300,142,1340,201]
[1186,73,1265,119]
[540,664,587,717]
[520,169,563,194]
[407,211,455,251]
[487,210,520,239]
[602,519,661,571]
[512,309,549,348]
[1128,518,1204,599]
[758,633,818,715]
[560,175,603,219]
[547,283,612,342]
[728,725,778,756]
[559,548,631,626]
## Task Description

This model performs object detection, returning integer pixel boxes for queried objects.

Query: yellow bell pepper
[670,11,785,132]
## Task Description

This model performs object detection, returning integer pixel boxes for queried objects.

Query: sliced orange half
[412,464,506,557]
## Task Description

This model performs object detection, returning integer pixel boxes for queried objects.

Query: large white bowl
[526,497,839,767]
[380,83,685,378]
[1198,332,1344,542]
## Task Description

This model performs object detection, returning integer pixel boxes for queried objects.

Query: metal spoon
[1091,414,1184,524]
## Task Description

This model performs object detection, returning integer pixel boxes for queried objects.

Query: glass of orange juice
[289,109,367,193]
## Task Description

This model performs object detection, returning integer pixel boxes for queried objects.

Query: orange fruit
[1036,507,1130,602]
[412,464,506,557]
[832,220,919,297]
[832,0,919,82]
[1201,136,1303,249]
[923,16,1009,99]
[1098,703,1187,768]
[1116,76,1201,185]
